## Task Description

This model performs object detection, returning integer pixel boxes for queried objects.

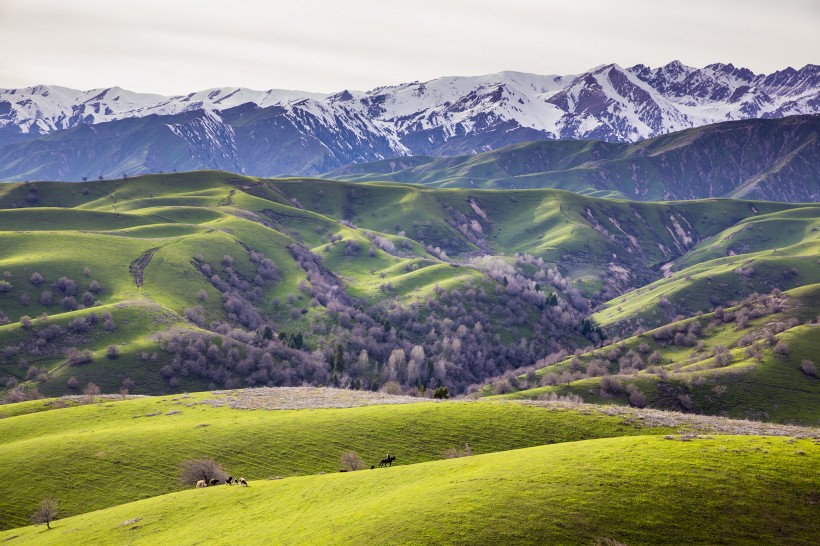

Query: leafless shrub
[540,372,559,387]
[55,277,77,296]
[179,458,227,486]
[2,386,43,404]
[380,381,403,395]
[800,360,817,378]
[121,378,135,393]
[443,443,473,459]
[599,375,622,396]
[40,290,53,305]
[676,393,695,411]
[67,348,94,366]
[627,384,647,408]
[83,382,100,402]
[67,317,90,333]
[772,341,789,357]
[340,450,366,471]
[493,379,513,395]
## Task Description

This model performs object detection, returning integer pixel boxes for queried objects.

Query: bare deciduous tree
[339,450,365,471]
[179,458,227,486]
[32,498,59,529]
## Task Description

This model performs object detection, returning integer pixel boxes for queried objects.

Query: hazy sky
[0,0,817,94]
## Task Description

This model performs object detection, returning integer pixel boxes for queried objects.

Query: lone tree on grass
[83,382,100,403]
[340,450,365,471]
[32,498,59,529]
[179,458,227,486]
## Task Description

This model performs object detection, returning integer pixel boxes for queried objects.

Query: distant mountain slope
[327,115,820,202]
[0,62,817,180]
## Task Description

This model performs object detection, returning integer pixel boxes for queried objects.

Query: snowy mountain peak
[0,62,818,181]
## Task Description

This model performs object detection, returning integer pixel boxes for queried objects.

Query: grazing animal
[225,476,234,485]
[209,478,220,486]
[196,480,207,488]
[239,477,248,486]
[378,455,397,467]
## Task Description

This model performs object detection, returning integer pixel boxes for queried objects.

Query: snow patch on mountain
[0,62,817,166]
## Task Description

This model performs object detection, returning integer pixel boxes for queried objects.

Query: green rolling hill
[0,391,817,538]
[0,169,817,545]
[0,171,817,403]
[0,429,817,545]
[485,284,820,425]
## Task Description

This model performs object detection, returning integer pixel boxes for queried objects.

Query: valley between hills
[0,166,817,543]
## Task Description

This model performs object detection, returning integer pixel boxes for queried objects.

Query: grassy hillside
[1,433,817,545]
[3,171,812,400]
[485,285,820,425]
[0,392,699,529]
[593,207,820,334]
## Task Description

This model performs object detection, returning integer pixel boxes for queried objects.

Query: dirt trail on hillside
[129,247,159,287]
[201,387,436,410]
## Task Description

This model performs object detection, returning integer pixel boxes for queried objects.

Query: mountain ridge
[325,115,820,202]
[0,62,818,181]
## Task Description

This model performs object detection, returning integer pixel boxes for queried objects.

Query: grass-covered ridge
[325,115,820,203]
[0,392,686,529]
[1,388,817,532]
[484,285,820,425]
[1,434,817,545]
[593,206,820,334]
[0,171,817,401]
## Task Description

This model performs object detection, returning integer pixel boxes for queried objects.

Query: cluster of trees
[484,289,809,411]
[161,241,604,395]
[441,202,492,253]
[24,271,101,312]
[0,310,115,366]
[0,308,117,395]
[190,250,279,330]
[0,270,101,327]
[158,329,329,389]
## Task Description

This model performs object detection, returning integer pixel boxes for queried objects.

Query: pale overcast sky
[0,0,817,94]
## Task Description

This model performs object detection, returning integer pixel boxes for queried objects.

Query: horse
[378,455,396,467]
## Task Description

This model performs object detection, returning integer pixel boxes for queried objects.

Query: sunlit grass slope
[1,434,817,545]
[0,395,683,529]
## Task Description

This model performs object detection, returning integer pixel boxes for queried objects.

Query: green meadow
[0,431,817,545]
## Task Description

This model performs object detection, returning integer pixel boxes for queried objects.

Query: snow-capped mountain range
[0,61,817,181]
